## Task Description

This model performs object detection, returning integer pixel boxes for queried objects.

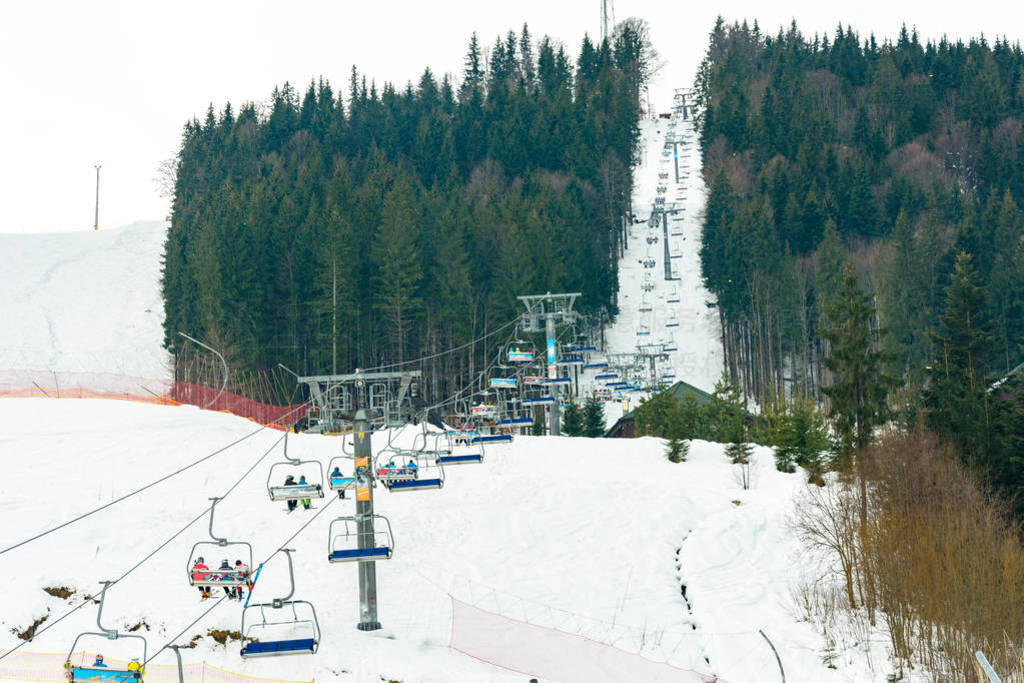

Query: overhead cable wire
[0,413,305,558]
[146,494,340,665]
[0,432,287,663]
[360,317,520,373]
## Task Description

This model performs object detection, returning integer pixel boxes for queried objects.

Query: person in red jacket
[191,557,211,598]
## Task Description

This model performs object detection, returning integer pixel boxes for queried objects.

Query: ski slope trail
[605,111,724,394]
[0,398,878,682]
[0,221,169,378]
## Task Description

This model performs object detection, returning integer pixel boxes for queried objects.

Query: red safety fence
[170,381,310,427]
[0,370,310,429]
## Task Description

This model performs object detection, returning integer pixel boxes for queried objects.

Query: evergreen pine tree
[582,396,606,437]
[924,252,998,468]
[562,400,584,436]
[818,263,894,469]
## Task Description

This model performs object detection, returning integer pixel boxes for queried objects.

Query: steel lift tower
[517,292,580,435]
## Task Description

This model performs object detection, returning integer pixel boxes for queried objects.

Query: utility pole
[93,164,102,231]
[353,407,381,631]
[662,210,672,280]
[600,0,611,43]
[517,292,579,436]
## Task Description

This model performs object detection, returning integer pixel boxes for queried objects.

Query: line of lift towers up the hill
[61,94,694,675]
[62,296,686,677]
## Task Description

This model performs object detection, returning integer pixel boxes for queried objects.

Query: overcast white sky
[2,0,1021,234]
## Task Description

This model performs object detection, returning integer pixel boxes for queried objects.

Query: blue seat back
[242,637,316,655]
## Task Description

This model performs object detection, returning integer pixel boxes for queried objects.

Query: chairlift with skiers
[267,432,325,503]
[187,498,254,590]
[64,582,146,681]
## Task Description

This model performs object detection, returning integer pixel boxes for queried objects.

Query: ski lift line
[0,419,292,559]
[0,432,289,664]
[147,495,340,667]
[358,318,520,373]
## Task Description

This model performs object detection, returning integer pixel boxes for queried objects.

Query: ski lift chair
[267,433,325,502]
[187,498,254,589]
[377,451,444,491]
[666,313,680,328]
[636,323,651,336]
[65,582,146,682]
[326,455,356,493]
[328,515,394,562]
[434,430,485,465]
[240,550,319,658]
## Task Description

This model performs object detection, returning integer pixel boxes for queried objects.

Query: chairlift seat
[471,434,513,444]
[583,362,608,369]
[522,396,555,405]
[544,377,571,385]
[377,467,417,482]
[508,350,534,362]
[387,477,443,491]
[241,637,317,657]
[329,546,391,562]
[192,569,251,587]
[595,373,618,380]
[497,416,533,426]
[269,484,323,501]
[436,453,483,465]
[329,476,355,490]
[67,667,141,682]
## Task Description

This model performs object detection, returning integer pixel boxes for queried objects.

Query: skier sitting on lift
[217,559,234,596]
[93,654,107,668]
[331,466,346,499]
[191,557,211,598]
[284,475,298,511]
[298,475,312,510]
[406,459,418,477]
[234,559,250,600]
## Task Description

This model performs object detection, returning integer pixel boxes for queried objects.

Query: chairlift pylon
[240,549,319,658]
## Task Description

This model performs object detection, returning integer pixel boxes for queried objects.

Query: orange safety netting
[0,370,309,430]
[0,651,311,683]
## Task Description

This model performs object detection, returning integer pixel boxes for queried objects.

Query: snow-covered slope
[0,398,878,682]
[0,221,170,378]
[605,112,724,394]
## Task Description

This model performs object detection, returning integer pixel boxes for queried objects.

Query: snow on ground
[0,221,170,378]
[0,398,882,682]
[604,112,724,396]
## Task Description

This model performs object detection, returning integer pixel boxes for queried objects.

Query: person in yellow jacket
[127,658,143,678]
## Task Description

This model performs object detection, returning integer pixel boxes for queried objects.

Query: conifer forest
[162,25,649,403]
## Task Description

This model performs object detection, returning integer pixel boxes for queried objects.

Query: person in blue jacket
[330,467,346,499]
[93,654,107,667]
